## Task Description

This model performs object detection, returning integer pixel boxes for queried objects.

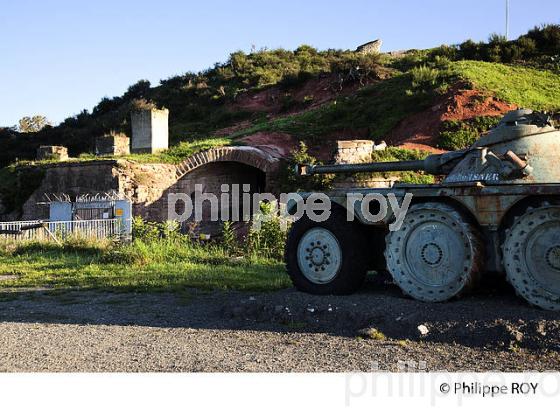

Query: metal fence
[0,219,131,242]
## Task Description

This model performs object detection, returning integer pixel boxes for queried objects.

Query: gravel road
[0,277,559,372]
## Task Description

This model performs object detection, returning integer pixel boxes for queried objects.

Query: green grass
[79,137,232,164]
[0,239,289,293]
[7,137,233,168]
[449,60,560,111]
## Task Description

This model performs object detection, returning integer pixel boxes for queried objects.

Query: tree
[18,115,50,133]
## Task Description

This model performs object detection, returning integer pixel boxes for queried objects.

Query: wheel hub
[545,245,560,271]
[421,242,443,266]
[403,220,467,287]
[297,228,341,284]
[309,244,329,267]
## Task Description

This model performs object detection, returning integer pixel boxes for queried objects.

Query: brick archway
[174,146,280,179]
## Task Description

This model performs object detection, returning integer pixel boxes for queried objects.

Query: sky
[0,0,558,127]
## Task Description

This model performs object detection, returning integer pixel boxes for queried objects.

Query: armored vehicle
[285,109,560,310]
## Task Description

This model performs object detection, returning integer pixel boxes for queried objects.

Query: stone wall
[17,146,283,223]
[20,160,178,221]
[118,162,180,221]
[21,161,120,220]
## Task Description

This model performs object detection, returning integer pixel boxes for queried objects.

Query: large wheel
[285,209,368,295]
[384,202,483,302]
[503,204,560,311]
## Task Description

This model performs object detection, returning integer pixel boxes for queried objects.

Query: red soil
[233,75,342,113]
[224,81,517,160]
[387,85,517,151]
[231,69,392,115]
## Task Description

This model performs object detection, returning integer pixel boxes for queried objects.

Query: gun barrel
[299,160,427,176]
[298,150,468,177]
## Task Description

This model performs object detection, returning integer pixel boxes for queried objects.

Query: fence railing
[0,219,131,242]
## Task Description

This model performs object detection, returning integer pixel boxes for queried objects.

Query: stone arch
[174,146,280,180]
[170,146,283,235]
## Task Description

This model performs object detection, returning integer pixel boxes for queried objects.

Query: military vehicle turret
[285,109,560,310]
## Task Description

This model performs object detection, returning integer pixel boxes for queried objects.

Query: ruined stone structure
[355,39,382,55]
[36,146,69,161]
[18,146,283,231]
[333,139,396,189]
[130,108,169,153]
[334,140,374,164]
[95,132,130,156]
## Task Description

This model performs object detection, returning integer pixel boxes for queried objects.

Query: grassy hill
[1,24,559,168]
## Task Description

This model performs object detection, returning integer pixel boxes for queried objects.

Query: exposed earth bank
[0,277,558,372]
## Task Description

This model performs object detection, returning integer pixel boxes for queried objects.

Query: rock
[358,327,387,341]
[374,141,387,151]
[536,321,547,336]
[512,330,524,343]
[355,39,382,55]
[417,324,429,336]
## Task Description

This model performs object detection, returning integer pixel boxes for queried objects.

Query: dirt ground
[0,276,559,372]
[387,84,517,151]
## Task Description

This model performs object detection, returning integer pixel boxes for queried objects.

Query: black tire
[285,208,368,295]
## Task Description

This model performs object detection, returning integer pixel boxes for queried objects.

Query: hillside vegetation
[449,60,560,110]
[0,24,559,168]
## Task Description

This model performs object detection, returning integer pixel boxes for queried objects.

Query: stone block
[95,132,130,156]
[37,146,69,161]
[334,140,374,164]
[131,108,169,153]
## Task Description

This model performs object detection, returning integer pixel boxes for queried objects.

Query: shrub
[0,165,45,216]
[525,24,560,55]
[132,216,161,242]
[438,116,501,150]
[245,202,287,261]
[277,142,333,192]
[221,221,239,255]
[410,65,440,92]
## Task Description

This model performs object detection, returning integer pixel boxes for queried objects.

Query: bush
[245,202,287,261]
[0,165,45,216]
[277,142,333,192]
[525,24,560,55]
[410,65,440,92]
[438,116,501,150]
